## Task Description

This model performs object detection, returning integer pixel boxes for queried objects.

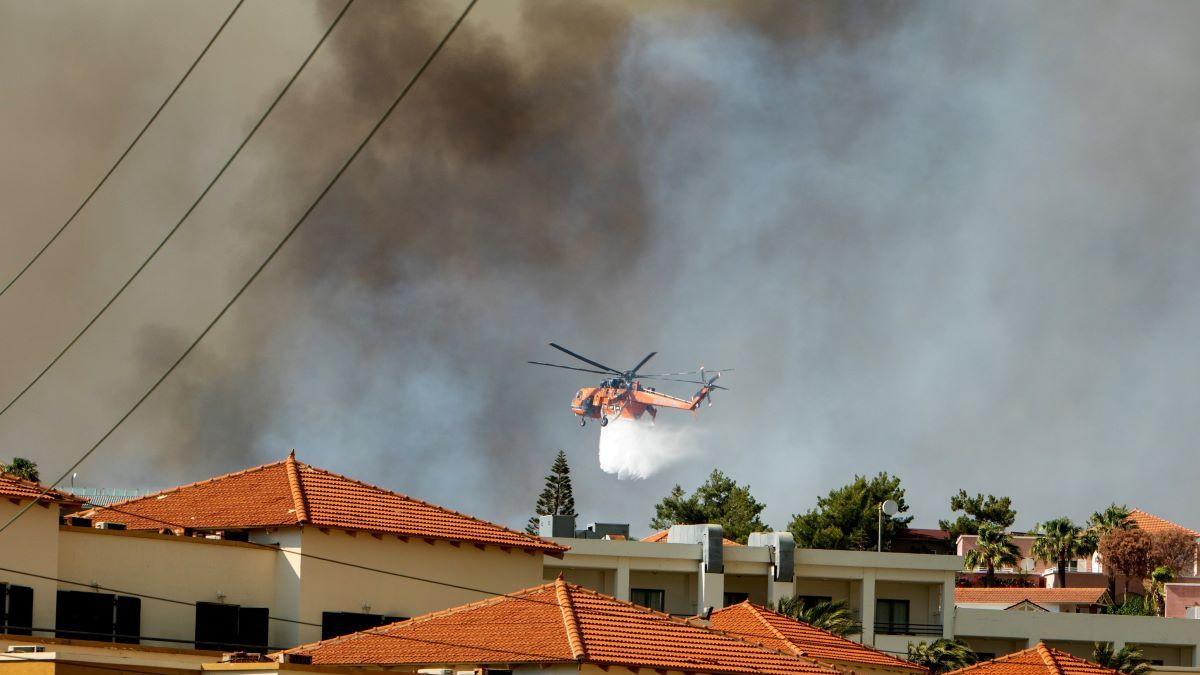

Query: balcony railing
[874,621,943,636]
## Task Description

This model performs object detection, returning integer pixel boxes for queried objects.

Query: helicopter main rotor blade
[639,375,729,390]
[639,368,735,378]
[548,343,624,375]
[528,361,612,375]
[629,351,657,376]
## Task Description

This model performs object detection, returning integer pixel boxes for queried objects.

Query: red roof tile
[0,472,85,506]
[1128,509,1200,538]
[82,452,565,554]
[954,588,1110,605]
[708,602,926,673]
[946,643,1118,675]
[284,579,841,675]
[643,528,744,546]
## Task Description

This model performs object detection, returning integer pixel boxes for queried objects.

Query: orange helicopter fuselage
[569,379,710,424]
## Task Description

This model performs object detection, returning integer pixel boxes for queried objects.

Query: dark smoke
[4,0,1200,535]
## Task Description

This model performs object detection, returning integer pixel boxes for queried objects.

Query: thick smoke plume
[5,1,1200,535]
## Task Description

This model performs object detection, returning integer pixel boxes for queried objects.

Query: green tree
[526,450,577,534]
[1089,504,1134,598]
[788,472,913,551]
[939,490,1017,540]
[1092,642,1151,675]
[963,524,1021,587]
[776,597,861,637]
[1031,517,1094,588]
[1,457,39,483]
[906,639,978,675]
[650,470,767,543]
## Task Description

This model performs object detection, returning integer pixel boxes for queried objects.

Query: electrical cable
[0,0,358,535]
[0,0,477,535]
[0,0,355,424]
[0,0,245,300]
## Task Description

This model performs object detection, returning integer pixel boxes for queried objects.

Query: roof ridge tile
[285,450,309,524]
[556,577,587,660]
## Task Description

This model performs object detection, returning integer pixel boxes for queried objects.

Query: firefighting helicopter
[529,342,730,427]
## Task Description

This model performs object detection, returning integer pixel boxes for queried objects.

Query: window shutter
[6,585,33,635]
[114,595,141,644]
[195,602,239,651]
[236,607,269,653]
[57,590,115,640]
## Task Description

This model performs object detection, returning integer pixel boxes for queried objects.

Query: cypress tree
[527,450,577,534]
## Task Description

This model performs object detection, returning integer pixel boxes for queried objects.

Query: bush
[1113,596,1153,616]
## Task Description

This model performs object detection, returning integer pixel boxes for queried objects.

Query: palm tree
[1146,566,1174,616]
[776,597,861,637]
[1032,517,1094,588]
[907,639,978,675]
[0,457,39,482]
[1092,642,1151,675]
[963,524,1021,587]
[1088,504,1134,598]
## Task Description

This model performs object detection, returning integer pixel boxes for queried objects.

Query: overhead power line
[0,0,474,535]
[0,0,354,424]
[0,0,245,300]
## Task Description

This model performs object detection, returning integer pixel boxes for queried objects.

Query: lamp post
[878,500,899,552]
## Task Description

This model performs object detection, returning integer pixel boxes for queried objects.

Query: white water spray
[598,417,699,479]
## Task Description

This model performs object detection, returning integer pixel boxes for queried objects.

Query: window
[723,592,750,607]
[1,583,34,635]
[875,599,910,635]
[630,589,665,613]
[794,595,832,609]
[1065,560,1080,572]
[320,612,406,641]
[56,591,140,644]
[195,602,270,652]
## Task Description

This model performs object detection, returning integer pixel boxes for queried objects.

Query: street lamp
[877,500,899,552]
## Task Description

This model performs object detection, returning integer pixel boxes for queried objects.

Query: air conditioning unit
[6,646,46,653]
[417,669,453,675]
[1187,606,1200,620]
[94,522,126,530]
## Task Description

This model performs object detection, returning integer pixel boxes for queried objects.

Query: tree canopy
[650,469,767,544]
[788,472,913,551]
[938,490,1016,539]
[963,524,1021,585]
[526,450,577,534]
[1032,517,1094,588]
[1,457,39,483]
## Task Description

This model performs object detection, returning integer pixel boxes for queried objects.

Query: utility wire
[0,0,476,536]
[0,0,356,537]
[0,0,353,424]
[7,504,897,665]
[0,0,244,300]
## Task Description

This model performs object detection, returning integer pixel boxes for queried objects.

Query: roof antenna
[700,606,714,620]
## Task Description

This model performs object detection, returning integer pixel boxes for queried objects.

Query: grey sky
[2,0,1199,537]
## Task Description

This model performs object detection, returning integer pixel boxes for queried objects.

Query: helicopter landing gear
[580,417,586,427]
[600,416,609,427]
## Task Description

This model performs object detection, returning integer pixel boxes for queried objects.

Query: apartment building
[0,453,565,652]
[539,518,958,656]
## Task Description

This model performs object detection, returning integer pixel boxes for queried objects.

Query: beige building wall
[0,500,65,634]
[57,526,278,649]
[294,528,545,645]
[628,570,695,615]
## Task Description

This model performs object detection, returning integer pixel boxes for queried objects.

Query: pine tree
[527,450,577,534]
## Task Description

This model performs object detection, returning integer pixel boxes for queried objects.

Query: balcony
[874,621,944,636]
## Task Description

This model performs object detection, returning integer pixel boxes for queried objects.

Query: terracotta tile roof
[1128,509,1200,538]
[284,578,841,675]
[81,452,565,554]
[708,602,926,673]
[643,528,744,546]
[954,588,1110,605]
[946,642,1118,675]
[0,472,85,506]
